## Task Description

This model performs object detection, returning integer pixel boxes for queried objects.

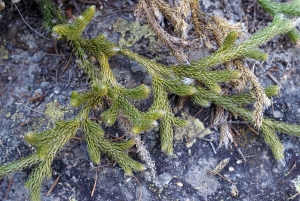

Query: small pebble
[273,110,284,118]
[188,149,191,156]
[272,168,279,174]
[236,159,243,164]
[175,182,183,187]
[125,177,132,182]
[54,88,60,94]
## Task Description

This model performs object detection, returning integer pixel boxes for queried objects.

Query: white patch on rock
[273,110,284,118]
[153,172,173,188]
[184,158,220,199]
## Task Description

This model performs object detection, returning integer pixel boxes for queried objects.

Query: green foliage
[1,2,300,201]
[82,119,144,174]
[258,0,300,16]
[34,0,65,30]
[192,86,300,160]
[258,0,300,45]
[0,155,40,178]
[123,84,150,100]
[52,6,94,40]
[225,85,279,106]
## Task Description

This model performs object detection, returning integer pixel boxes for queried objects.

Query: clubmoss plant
[34,0,66,31]
[258,0,300,45]
[1,1,300,201]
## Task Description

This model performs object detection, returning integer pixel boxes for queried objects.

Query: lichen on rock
[113,18,157,49]
[174,114,211,148]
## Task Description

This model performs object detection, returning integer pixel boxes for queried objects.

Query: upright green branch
[34,0,66,30]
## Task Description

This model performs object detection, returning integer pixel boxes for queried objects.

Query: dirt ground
[1,0,300,200]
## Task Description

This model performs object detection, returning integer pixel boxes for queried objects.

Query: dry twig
[46,175,60,196]
[91,170,98,197]
[4,177,13,199]
[132,174,143,201]
[285,161,297,176]
[15,103,45,115]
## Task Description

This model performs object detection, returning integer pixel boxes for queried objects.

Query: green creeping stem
[258,0,300,44]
